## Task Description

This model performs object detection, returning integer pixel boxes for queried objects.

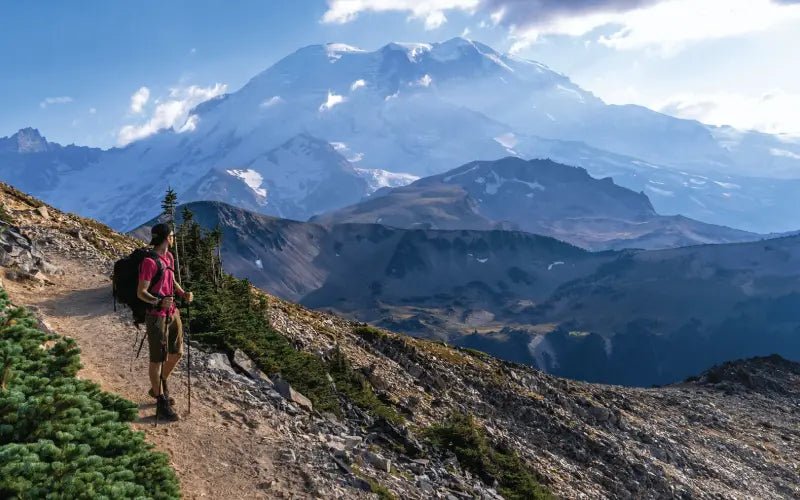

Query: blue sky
[3,0,799,148]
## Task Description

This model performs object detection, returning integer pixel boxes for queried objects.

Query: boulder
[207,352,236,375]
[361,450,392,472]
[232,349,273,386]
[273,376,313,412]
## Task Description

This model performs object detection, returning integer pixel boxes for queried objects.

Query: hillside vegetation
[0,287,180,498]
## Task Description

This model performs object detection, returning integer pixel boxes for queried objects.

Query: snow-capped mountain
[1,37,799,232]
[182,134,370,221]
[353,168,419,193]
[0,128,102,192]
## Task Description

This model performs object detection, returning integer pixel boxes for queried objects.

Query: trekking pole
[186,300,192,415]
[129,329,140,373]
[154,317,169,427]
[167,201,194,415]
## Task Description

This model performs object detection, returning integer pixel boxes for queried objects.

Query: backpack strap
[146,250,166,298]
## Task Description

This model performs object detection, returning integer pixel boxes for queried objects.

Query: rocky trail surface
[2,181,800,499]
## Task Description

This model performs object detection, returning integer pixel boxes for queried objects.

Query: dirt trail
[4,254,313,499]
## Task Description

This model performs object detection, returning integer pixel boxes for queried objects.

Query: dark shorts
[146,309,183,363]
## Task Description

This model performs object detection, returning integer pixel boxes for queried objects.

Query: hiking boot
[148,388,175,405]
[156,395,180,421]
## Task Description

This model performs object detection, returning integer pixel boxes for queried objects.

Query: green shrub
[424,413,551,500]
[0,288,180,498]
[328,345,403,424]
[177,206,403,422]
[0,205,14,225]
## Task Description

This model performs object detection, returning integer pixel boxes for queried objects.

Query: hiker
[137,222,193,421]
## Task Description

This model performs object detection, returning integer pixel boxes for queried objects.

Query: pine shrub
[176,206,404,421]
[0,288,180,498]
[424,413,551,500]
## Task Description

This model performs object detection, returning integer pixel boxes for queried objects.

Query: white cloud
[39,96,73,109]
[129,87,150,114]
[319,91,346,111]
[322,0,480,29]
[506,0,800,54]
[323,0,800,53]
[411,74,433,87]
[771,148,800,160]
[117,83,227,146]
[658,90,800,136]
[350,79,367,91]
[597,0,800,54]
[88,107,97,114]
[260,96,284,108]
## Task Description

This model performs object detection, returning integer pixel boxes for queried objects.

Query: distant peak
[438,37,474,48]
[17,127,43,136]
[277,133,344,158]
[2,127,48,153]
[325,42,365,53]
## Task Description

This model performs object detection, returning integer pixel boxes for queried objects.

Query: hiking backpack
[112,248,165,327]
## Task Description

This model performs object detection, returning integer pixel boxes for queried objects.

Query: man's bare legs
[149,353,182,396]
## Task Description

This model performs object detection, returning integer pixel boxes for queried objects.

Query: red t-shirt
[138,251,176,317]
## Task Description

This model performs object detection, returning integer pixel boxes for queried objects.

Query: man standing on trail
[137,222,193,421]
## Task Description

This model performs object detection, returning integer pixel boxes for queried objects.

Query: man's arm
[137,278,162,307]
[173,277,193,303]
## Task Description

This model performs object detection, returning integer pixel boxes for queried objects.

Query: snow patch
[690,196,707,208]
[483,170,546,195]
[645,185,675,197]
[319,91,346,112]
[547,261,565,271]
[769,148,800,160]
[325,43,364,62]
[444,164,480,182]
[494,133,518,149]
[412,74,433,87]
[713,180,740,189]
[556,84,585,103]
[260,96,283,109]
[330,142,364,162]
[226,169,266,197]
[255,259,263,270]
[178,115,199,133]
[354,168,419,193]
[477,257,489,263]
[485,53,514,72]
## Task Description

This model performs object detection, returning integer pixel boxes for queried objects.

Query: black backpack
[112,248,166,327]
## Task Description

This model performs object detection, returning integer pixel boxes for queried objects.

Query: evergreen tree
[161,187,178,221]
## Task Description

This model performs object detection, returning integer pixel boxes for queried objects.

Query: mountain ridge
[313,157,761,250]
